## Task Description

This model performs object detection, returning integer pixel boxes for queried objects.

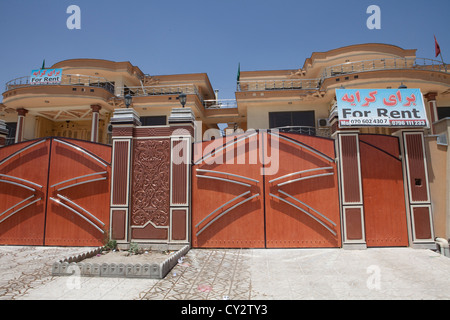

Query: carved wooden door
[129,138,172,242]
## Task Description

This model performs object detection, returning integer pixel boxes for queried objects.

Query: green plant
[129,242,140,255]
[104,239,117,251]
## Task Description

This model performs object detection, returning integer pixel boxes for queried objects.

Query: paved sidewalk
[2,246,450,300]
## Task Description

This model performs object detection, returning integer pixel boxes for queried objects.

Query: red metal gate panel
[191,131,340,248]
[359,134,408,247]
[0,139,50,245]
[265,132,341,248]
[192,133,265,248]
[0,138,111,246]
[44,138,111,246]
[192,132,409,249]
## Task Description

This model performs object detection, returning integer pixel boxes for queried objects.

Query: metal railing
[321,57,447,79]
[272,126,332,138]
[273,126,317,136]
[237,79,321,92]
[204,99,237,109]
[5,74,115,94]
[116,84,200,98]
[237,57,448,93]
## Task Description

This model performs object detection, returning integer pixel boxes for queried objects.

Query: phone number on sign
[340,119,427,126]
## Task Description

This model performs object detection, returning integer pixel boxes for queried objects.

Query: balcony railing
[237,79,320,92]
[321,57,448,79]
[273,126,317,136]
[5,74,115,94]
[237,57,448,93]
[204,99,237,109]
[273,126,332,138]
[117,84,200,98]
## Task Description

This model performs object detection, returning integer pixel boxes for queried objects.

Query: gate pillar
[0,120,8,147]
[168,108,195,247]
[335,131,367,249]
[395,130,435,248]
[109,108,141,246]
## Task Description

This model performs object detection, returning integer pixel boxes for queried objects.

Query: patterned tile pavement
[139,249,253,300]
[3,246,450,300]
[0,246,92,300]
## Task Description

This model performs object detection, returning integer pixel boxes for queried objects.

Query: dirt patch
[82,250,177,265]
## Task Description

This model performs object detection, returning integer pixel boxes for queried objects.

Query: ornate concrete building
[1,43,449,250]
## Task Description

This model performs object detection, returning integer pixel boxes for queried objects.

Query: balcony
[5,74,115,94]
[321,57,448,79]
[237,57,448,93]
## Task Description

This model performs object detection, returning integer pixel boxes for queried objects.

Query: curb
[51,245,190,279]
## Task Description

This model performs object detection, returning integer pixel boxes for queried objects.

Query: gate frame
[106,105,436,250]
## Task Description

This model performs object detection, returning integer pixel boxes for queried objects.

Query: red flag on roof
[435,35,441,58]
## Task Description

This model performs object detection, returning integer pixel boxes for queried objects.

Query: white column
[90,105,101,143]
[15,108,28,143]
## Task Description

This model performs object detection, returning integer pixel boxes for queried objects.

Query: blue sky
[0,0,449,100]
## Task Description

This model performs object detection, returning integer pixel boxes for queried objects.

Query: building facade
[1,43,449,249]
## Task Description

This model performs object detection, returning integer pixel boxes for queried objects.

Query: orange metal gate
[191,131,341,248]
[359,134,408,247]
[0,137,111,246]
[265,132,340,248]
[192,132,265,248]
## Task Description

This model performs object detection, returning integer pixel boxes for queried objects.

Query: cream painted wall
[426,118,450,239]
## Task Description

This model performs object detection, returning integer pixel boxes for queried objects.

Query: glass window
[140,116,167,126]
[437,107,450,120]
[269,111,315,128]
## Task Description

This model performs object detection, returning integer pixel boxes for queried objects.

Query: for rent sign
[30,68,62,85]
[336,88,429,128]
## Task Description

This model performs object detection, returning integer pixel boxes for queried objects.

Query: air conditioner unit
[437,133,448,146]
[317,118,329,127]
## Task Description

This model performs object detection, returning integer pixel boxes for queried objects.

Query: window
[437,107,450,120]
[5,122,16,145]
[140,116,167,126]
[269,111,315,128]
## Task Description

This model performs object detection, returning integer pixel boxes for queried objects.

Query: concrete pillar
[168,108,196,247]
[109,108,141,246]
[15,108,28,143]
[90,105,102,143]
[424,92,438,134]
